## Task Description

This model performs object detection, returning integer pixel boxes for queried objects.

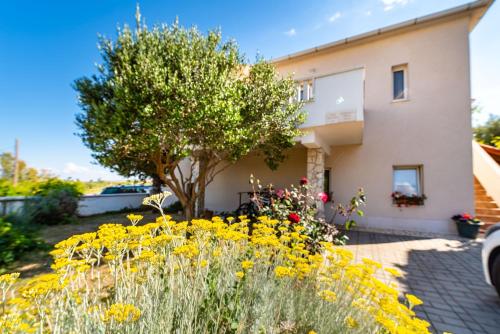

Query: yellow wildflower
[345,316,358,328]
[275,266,295,278]
[362,258,382,269]
[241,260,254,270]
[406,294,423,308]
[318,290,337,303]
[0,272,20,285]
[385,267,402,277]
[126,214,144,225]
[102,303,141,323]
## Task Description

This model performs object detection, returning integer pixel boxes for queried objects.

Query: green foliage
[0,151,52,196]
[474,114,500,146]
[74,10,304,218]
[23,179,83,225]
[0,152,40,183]
[165,200,183,213]
[0,217,45,270]
[0,180,37,196]
[31,178,84,197]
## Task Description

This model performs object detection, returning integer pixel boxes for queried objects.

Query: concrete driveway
[344,231,500,334]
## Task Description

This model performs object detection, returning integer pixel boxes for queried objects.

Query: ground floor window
[392,165,423,196]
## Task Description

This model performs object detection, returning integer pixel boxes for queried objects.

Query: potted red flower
[452,213,484,239]
[391,192,426,207]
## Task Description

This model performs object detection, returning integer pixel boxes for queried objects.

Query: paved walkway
[344,231,500,334]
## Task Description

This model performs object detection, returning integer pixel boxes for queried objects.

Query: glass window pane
[299,84,305,101]
[393,168,419,195]
[307,81,314,100]
[393,70,405,100]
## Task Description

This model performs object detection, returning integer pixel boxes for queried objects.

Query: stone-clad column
[307,148,325,217]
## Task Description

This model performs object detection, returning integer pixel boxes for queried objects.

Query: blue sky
[0,0,498,181]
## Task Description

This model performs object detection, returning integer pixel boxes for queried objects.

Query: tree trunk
[184,182,196,222]
[151,174,163,194]
[184,204,193,222]
[196,157,208,218]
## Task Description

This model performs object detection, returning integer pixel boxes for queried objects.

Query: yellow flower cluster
[0,272,20,286]
[102,303,141,323]
[0,206,430,333]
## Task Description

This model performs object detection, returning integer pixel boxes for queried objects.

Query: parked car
[482,223,500,297]
[100,185,152,195]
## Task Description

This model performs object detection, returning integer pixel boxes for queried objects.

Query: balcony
[298,68,364,153]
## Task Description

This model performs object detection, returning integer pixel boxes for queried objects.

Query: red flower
[318,192,329,203]
[287,213,301,224]
[462,213,472,220]
[300,177,308,185]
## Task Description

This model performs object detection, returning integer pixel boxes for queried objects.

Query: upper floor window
[296,79,314,102]
[392,64,408,101]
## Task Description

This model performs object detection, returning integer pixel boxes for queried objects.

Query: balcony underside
[299,121,364,155]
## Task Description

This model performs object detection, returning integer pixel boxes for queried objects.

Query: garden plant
[74,8,305,220]
[238,176,366,250]
[0,192,430,333]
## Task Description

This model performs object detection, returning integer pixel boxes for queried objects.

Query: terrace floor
[344,231,500,334]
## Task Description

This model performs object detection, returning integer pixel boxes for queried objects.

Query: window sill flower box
[452,213,484,239]
[391,192,426,207]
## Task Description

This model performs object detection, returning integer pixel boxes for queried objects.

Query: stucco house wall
[278,17,473,234]
[204,8,483,234]
[205,147,307,212]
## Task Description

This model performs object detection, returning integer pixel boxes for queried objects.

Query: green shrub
[25,179,83,225]
[0,179,29,196]
[31,178,84,197]
[0,217,45,270]
[164,200,183,213]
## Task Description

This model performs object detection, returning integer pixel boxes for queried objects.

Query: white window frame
[295,79,315,102]
[392,64,409,102]
[392,165,423,196]
[306,80,314,101]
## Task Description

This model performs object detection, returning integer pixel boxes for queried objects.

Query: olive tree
[74,12,304,220]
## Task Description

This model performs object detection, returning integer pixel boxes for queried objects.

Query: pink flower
[276,189,285,198]
[318,192,329,203]
[300,177,308,185]
[287,213,301,224]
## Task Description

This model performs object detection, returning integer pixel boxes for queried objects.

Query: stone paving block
[424,307,463,322]
[479,323,500,334]
[437,315,468,328]
[344,231,500,334]
[465,321,488,332]
[432,321,476,334]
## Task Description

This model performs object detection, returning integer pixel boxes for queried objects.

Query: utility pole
[13,139,19,186]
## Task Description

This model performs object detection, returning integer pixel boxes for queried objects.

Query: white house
[200,0,499,235]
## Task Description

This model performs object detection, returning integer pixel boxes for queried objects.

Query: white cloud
[328,12,342,22]
[284,28,296,37]
[63,162,90,174]
[61,162,122,181]
[364,10,372,16]
[381,0,410,11]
